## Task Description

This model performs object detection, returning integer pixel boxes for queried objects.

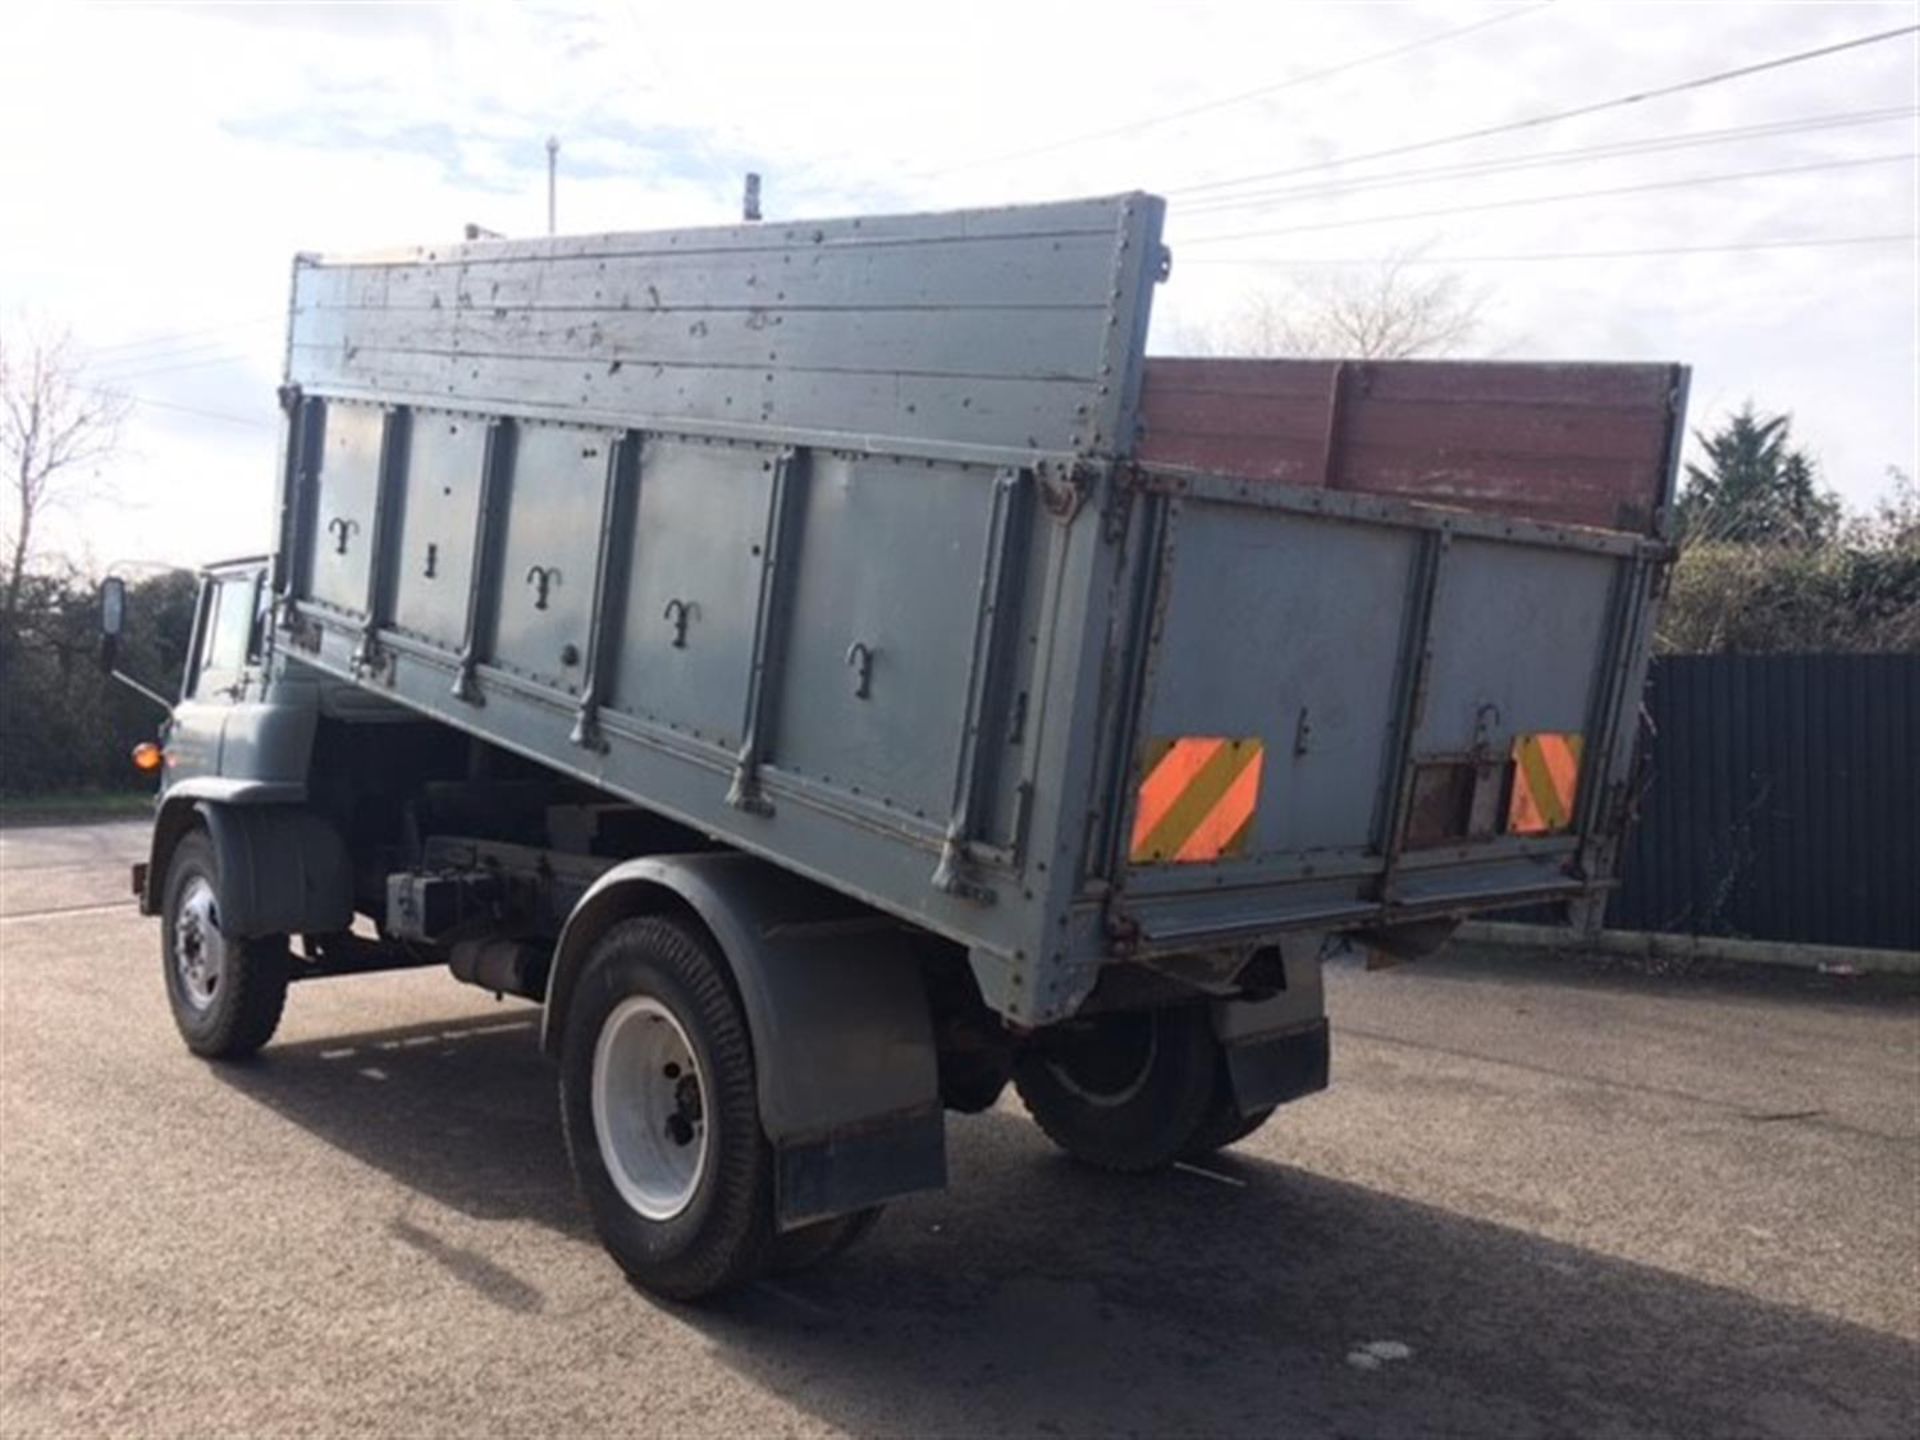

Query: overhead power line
[93,352,262,384]
[1178,232,1918,266]
[128,395,274,429]
[87,337,264,377]
[911,2,1553,179]
[82,316,277,357]
[1174,106,1917,218]
[1170,22,1920,199]
[85,389,275,429]
[1177,151,1916,245]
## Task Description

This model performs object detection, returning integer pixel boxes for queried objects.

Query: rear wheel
[1013,1005,1219,1172]
[770,1206,884,1274]
[559,916,776,1300]
[161,831,289,1059]
[1182,1067,1277,1160]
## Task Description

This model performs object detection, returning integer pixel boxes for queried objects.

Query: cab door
[166,566,267,787]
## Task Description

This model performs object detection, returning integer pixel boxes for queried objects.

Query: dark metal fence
[1604,653,1919,950]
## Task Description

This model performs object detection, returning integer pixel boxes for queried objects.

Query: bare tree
[0,319,128,662]
[1203,252,1487,360]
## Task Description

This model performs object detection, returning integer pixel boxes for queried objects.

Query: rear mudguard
[545,852,946,1228]
[1212,934,1332,1113]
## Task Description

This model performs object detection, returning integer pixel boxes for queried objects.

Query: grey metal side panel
[216,697,319,791]
[609,436,778,751]
[487,422,616,696]
[286,615,1059,983]
[275,195,1169,1027]
[390,411,489,648]
[1413,539,1616,750]
[305,403,384,615]
[165,698,228,792]
[1110,468,1665,947]
[287,195,1164,465]
[768,452,995,823]
[1139,503,1418,857]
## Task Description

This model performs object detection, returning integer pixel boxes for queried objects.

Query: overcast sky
[3,0,1914,571]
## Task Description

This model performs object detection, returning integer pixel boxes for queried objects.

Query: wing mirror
[98,575,127,672]
[97,575,171,712]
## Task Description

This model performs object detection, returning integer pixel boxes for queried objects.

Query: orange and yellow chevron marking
[1508,732,1584,835]
[1130,737,1265,864]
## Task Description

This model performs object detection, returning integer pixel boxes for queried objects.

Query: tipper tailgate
[1107,359,1685,948]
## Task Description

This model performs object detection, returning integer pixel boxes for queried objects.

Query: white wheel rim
[173,875,228,1012]
[1049,1016,1159,1109]
[591,996,710,1222]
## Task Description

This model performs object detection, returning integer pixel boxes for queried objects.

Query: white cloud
[1,0,1913,569]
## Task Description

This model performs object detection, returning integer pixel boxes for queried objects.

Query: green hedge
[0,570,197,797]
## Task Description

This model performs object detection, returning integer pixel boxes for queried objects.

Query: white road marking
[1173,1161,1247,1187]
[1347,1339,1415,1370]
[0,901,138,923]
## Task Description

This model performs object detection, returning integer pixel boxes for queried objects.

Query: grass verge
[0,790,155,828]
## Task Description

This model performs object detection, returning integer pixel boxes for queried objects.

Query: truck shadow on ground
[217,1012,1917,1439]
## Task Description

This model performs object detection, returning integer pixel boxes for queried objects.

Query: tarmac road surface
[2,818,1916,1438]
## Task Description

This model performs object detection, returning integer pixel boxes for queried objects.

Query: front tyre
[1014,1005,1219,1173]
[161,831,289,1059]
[559,916,776,1301]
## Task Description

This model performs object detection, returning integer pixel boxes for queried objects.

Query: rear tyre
[559,916,776,1301]
[769,1206,884,1275]
[1013,1005,1219,1173]
[161,831,290,1059]
[1181,1067,1277,1160]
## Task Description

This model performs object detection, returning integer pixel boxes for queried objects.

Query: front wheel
[559,916,777,1300]
[161,831,289,1059]
[1013,1005,1219,1172]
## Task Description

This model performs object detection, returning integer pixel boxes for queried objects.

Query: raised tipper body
[126,192,1685,1296]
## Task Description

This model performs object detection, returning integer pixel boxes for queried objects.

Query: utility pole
[546,136,559,236]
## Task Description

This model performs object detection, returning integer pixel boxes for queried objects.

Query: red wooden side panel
[1136,358,1683,535]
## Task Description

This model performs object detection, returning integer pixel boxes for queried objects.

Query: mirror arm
[109,669,175,713]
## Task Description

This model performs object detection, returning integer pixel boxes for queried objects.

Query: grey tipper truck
[107,192,1686,1298]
